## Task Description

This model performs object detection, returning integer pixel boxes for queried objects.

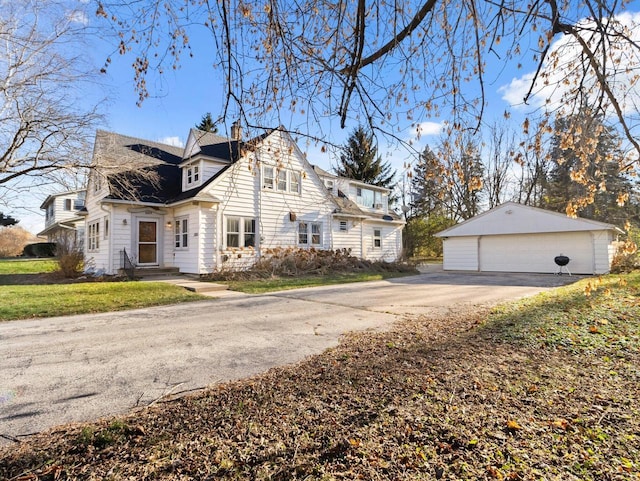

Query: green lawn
[0,282,204,321]
[223,270,416,293]
[0,258,57,274]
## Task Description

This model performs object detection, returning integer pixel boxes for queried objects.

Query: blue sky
[14,1,640,233]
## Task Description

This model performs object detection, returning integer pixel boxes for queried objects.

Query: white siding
[206,130,335,270]
[361,222,403,262]
[442,237,479,271]
[478,232,594,274]
[593,230,615,275]
[332,219,363,257]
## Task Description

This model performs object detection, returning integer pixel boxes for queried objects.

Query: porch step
[136,267,181,279]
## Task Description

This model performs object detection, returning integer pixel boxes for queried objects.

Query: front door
[137,219,158,265]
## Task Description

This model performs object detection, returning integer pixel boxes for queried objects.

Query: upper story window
[263,165,301,194]
[325,179,335,191]
[185,163,200,188]
[356,187,384,209]
[263,166,274,190]
[46,204,54,222]
[64,199,72,211]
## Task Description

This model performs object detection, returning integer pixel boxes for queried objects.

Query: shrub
[22,242,57,257]
[55,243,84,278]
[206,247,415,281]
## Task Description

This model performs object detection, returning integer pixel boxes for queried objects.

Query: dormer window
[184,162,201,189]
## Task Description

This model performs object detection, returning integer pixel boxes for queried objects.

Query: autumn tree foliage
[0,226,35,257]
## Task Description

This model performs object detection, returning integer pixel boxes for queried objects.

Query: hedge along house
[435,202,624,275]
[82,127,404,275]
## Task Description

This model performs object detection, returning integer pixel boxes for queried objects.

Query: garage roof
[435,202,624,237]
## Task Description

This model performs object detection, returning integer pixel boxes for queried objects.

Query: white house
[82,127,404,275]
[38,190,86,248]
[435,202,623,275]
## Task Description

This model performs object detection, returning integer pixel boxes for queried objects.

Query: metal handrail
[120,248,135,279]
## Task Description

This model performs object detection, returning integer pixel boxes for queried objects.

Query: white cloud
[415,121,444,136]
[67,10,88,25]
[499,11,640,116]
[159,136,185,148]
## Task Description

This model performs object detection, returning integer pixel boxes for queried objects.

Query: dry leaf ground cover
[1,273,639,480]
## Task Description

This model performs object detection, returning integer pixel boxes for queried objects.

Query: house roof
[435,202,624,237]
[94,130,245,205]
[312,165,391,193]
[39,189,86,210]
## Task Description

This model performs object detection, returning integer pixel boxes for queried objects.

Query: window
[93,173,102,193]
[88,221,100,251]
[103,216,109,239]
[226,217,256,248]
[175,217,188,248]
[277,169,287,191]
[290,171,301,194]
[299,222,323,246]
[263,166,274,189]
[298,222,308,245]
[311,223,322,245]
[64,199,72,211]
[186,164,199,186]
[244,219,256,247]
[373,229,382,249]
[325,179,334,191]
[46,204,54,221]
[226,218,240,247]
[339,221,348,232]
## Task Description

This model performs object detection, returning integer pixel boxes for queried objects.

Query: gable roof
[436,202,624,237]
[94,130,249,204]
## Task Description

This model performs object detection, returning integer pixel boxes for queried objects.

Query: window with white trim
[262,166,274,190]
[88,221,100,251]
[185,163,200,188]
[290,171,301,194]
[298,221,322,246]
[226,217,256,248]
[373,229,382,249]
[339,221,348,231]
[174,217,188,248]
[103,216,109,239]
[277,169,287,191]
[64,199,72,211]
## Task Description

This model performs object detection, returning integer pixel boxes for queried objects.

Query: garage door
[479,232,594,274]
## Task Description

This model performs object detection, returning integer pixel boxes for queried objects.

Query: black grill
[554,255,571,275]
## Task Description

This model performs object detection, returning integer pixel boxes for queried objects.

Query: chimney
[231,120,242,141]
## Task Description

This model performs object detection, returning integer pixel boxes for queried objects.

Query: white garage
[435,202,623,275]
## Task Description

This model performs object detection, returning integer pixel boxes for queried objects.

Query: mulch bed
[1,310,638,480]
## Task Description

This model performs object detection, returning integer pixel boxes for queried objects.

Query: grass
[0,282,204,321]
[224,270,416,293]
[2,272,638,480]
[0,258,57,274]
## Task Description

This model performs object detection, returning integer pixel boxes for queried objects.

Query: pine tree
[410,146,446,217]
[196,113,217,133]
[0,212,18,227]
[334,126,395,189]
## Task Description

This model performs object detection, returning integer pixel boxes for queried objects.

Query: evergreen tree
[196,112,217,133]
[0,212,18,227]
[409,145,446,217]
[334,126,395,189]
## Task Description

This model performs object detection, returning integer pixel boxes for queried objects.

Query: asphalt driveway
[0,271,579,443]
